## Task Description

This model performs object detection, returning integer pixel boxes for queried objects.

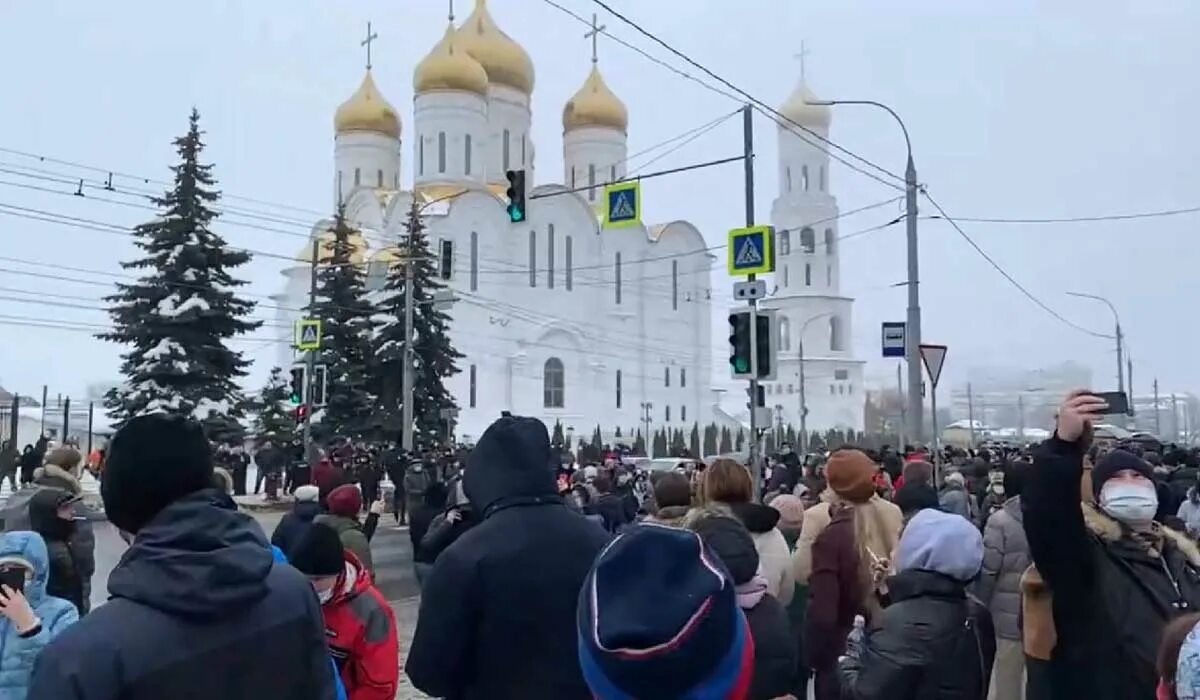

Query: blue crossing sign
[603,181,641,229]
[726,226,775,276]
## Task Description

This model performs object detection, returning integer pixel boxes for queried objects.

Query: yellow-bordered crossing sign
[603,181,641,229]
[295,318,323,351]
[727,226,775,276]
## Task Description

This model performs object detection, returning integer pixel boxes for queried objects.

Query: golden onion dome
[370,247,402,268]
[563,66,628,133]
[457,0,535,95]
[334,71,401,139]
[295,230,369,266]
[779,82,831,128]
[414,23,489,96]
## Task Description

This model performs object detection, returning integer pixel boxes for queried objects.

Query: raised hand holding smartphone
[1057,391,1110,443]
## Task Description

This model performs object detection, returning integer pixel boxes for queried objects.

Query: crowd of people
[2,390,1200,698]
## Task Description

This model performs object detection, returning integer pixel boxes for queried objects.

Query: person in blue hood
[0,531,78,699]
[406,414,609,700]
[28,413,339,700]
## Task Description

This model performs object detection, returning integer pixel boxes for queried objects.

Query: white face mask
[1100,481,1158,527]
[317,587,334,604]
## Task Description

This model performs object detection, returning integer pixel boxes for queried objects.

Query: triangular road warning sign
[919,344,948,389]
[611,191,635,219]
[301,325,319,344]
[735,237,764,267]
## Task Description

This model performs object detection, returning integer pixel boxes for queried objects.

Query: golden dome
[415,23,489,96]
[334,71,401,139]
[779,82,831,129]
[457,0,535,94]
[370,247,402,268]
[563,66,628,133]
[295,229,369,266]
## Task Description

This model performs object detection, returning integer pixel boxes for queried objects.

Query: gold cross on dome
[362,21,379,70]
[585,13,606,64]
[448,0,455,21]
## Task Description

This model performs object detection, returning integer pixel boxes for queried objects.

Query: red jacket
[323,552,400,700]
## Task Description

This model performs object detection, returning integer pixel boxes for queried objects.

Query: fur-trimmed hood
[32,463,81,495]
[1082,500,1200,567]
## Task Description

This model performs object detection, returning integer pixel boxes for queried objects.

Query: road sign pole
[742,104,762,499]
[302,238,318,450]
[918,343,948,479]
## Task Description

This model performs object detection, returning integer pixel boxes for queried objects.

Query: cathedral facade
[274,1,715,444]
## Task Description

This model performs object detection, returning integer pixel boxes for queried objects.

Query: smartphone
[0,568,26,594]
[1089,391,1130,416]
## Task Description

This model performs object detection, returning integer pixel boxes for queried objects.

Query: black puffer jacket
[839,569,995,700]
[405,416,609,700]
[1023,437,1200,700]
[745,590,798,700]
[270,500,322,557]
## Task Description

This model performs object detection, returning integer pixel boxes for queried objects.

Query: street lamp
[808,98,922,441]
[1066,292,1125,399]
[797,311,836,454]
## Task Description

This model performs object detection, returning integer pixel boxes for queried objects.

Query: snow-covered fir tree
[370,201,462,446]
[307,202,374,440]
[100,109,259,442]
[253,366,297,445]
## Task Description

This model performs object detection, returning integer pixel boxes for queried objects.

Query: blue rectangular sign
[881,322,906,358]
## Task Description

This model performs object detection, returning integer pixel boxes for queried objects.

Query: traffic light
[505,169,527,223]
[294,404,309,425]
[755,311,775,381]
[311,365,328,407]
[745,384,765,411]
[289,366,305,405]
[728,310,753,378]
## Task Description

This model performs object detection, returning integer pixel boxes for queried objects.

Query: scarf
[735,574,768,609]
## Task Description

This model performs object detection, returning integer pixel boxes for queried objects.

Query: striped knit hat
[577,523,754,700]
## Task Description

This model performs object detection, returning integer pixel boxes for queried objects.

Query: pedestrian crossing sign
[603,181,641,229]
[727,226,775,276]
[295,318,322,351]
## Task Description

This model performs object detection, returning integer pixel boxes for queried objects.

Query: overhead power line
[921,190,1114,340]
[929,205,1200,225]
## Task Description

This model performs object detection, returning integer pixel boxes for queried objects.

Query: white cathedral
[273,0,863,445]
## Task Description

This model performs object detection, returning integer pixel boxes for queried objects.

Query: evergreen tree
[703,424,718,457]
[719,426,732,454]
[551,420,565,447]
[810,431,825,452]
[786,425,797,446]
[614,426,622,438]
[253,367,296,445]
[689,423,701,457]
[591,425,603,452]
[371,201,462,445]
[633,429,646,456]
[670,429,686,457]
[304,202,374,440]
[735,428,746,452]
[100,109,259,443]
[653,429,668,458]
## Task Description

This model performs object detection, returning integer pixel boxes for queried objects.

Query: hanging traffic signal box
[745,384,766,411]
[505,169,527,223]
[289,366,305,405]
[727,308,778,381]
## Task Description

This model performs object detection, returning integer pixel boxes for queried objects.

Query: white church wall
[563,127,627,202]
[413,91,487,188]
[334,132,400,203]
[483,85,532,186]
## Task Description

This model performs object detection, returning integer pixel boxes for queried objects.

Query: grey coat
[976,496,1030,640]
[938,484,976,523]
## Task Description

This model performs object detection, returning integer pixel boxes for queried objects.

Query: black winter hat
[1092,449,1155,500]
[691,515,758,585]
[289,523,344,577]
[894,481,939,517]
[101,414,214,534]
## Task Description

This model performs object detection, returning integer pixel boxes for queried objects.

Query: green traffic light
[290,395,301,405]
[509,207,525,223]
[733,357,750,373]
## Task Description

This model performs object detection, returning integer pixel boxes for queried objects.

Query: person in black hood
[28,487,84,614]
[28,414,337,700]
[409,481,448,587]
[270,484,322,558]
[590,473,631,533]
[18,445,38,487]
[406,414,609,700]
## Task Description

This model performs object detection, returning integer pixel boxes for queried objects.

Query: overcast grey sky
[1,0,1196,404]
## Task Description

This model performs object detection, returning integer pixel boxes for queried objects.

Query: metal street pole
[967,382,976,448]
[1154,378,1161,435]
[810,99,920,441]
[401,211,416,453]
[742,104,762,497]
[797,311,834,456]
[1066,292,1124,396]
[897,362,907,449]
[301,238,319,449]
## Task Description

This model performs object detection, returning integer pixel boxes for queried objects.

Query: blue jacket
[28,489,338,700]
[0,531,78,700]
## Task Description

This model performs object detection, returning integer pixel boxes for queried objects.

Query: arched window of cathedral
[615,252,622,304]
[394,172,399,188]
[801,165,809,191]
[588,164,596,202]
[681,368,686,388]
[503,130,511,170]
[610,165,617,184]
[470,231,479,291]
[664,367,670,388]
[570,167,576,189]
[438,132,447,174]
[830,316,845,352]
[671,260,678,311]
[354,168,361,187]
[616,370,622,408]
[778,231,791,256]
[544,358,565,408]
[528,231,537,288]
[521,134,527,166]
[819,166,827,192]
[681,405,687,423]
[779,316,791,351]
[336,171,343,199]
[565,236,573,291]
[465,134,472,175]
[419,139,425,175]
[826,264,832,287]
[825,228,835,255]
[785,167,792,193]
[377,170,383,188]
[783,265,789,288]
[547,224,555,289]
[804,263,812,287]
[469,365,477,408]
[800,227,815,253]
[665,405,671,423]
